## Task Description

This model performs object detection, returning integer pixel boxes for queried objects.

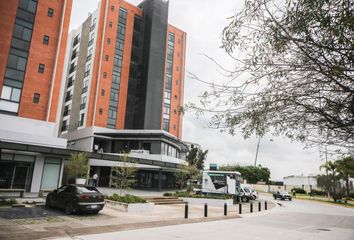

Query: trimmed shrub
[172,191,233,200]
[291,188,307,194]
[310,190,327,196]
[0,199,17,207]
[106,194,146,203]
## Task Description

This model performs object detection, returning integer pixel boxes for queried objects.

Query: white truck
[202,170,241,195]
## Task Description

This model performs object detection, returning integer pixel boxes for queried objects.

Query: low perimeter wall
[180,198,233,207]
[105,200,154,212]
[249,184,321,193]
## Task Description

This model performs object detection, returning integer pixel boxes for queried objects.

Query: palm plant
[335,156,354,196]
[320,161,341,202]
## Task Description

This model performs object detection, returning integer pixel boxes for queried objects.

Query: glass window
[1,86,12,100]
[22,28,31,41]
[11,88,21,102]
[38,63,45,73]
[17,57,26,71]
[47,8,54,17]
[82,96,87,104]
[41,159,61,190]
[33,93,40,103]
[43,35,49,45]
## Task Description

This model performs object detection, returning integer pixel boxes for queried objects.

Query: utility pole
[254,136,261,166]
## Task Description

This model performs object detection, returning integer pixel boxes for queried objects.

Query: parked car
[244,187,258,200]
[273,191,292,201]
[45,184,105,214]
[239,187,253,202]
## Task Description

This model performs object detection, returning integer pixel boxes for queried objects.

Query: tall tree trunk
[346,175,350,196]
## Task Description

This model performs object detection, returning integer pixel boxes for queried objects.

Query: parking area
[0,199,275,240]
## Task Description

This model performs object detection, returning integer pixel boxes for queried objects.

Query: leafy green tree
[220,165,270,184]
[175,164,199,189]
[186,145,208,170]
[64,152,89,182]
[320,161,346,202]
[188,0,354,149]
[334,156,354,196]
[111,152,137,195]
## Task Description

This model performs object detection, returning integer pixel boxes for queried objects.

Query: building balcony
[90,24,96,32]
[71,52,77,60]
[65,95,72,102]
[80,103,86,110]
[86,54,92,62]
[63,109,71,117]
[88,38,94,46]
[61,125,68,132]
[73,37,80,47]
[69,66,76,74]
[67,80,74,88]
[78,120,84,127]
[84,71,90,78]
[82,86,88,94]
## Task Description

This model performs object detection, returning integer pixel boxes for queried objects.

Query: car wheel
[289,198,292,201]
[45,196,53,209]
[65,202,73,215]
[273,196,276,200]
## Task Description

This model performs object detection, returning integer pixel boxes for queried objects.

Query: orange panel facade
[0,0,72,122]
[0,1,19,94]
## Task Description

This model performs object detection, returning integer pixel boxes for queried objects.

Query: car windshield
[244,188,250,193]
[76,186,99,194]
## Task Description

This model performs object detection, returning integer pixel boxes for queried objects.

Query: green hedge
[167,191,233,200]
[106,194,146,203]
[310,190,327,196]
[291,188,307,194]
[0,199,17,207]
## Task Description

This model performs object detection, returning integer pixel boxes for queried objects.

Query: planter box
[105,199,154,213]
[180,197,233,207]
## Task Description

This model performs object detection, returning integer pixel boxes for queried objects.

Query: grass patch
[0,199,17,207]
[106,194,146,204]
[166,191,233,200]
[296,196,354,208]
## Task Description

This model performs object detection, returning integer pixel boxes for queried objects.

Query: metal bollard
[204,203,208,217]
[250,203,253,213]
[184,203,188,219]
[239,203,242,214]
[224,203,227,216]
[258,201,261,212]
[265,201,268,210]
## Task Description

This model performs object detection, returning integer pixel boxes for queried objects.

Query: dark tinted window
[33,93,40,103]
[47,8,54,17]
[38,63,45,73]
[43,35,49,45]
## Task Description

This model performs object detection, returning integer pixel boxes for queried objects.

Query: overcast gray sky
[70,0,326,181]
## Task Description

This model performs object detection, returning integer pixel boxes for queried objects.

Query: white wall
[283,176,317,186]
[0,114,66,148]
[30,156,45,193]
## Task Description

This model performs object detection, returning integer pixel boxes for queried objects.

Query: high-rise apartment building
[59,0,186,140]
[0,0,72,195]
[59,0,187,190]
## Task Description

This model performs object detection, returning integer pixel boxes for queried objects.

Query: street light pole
[254,136,261,166]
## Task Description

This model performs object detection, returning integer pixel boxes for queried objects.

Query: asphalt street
[53,195,354,240]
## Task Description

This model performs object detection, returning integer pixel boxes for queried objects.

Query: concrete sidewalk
[0,199,275,240]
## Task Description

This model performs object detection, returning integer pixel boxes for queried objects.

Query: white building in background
[283,175,318,192]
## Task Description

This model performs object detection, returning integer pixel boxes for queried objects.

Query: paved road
[53,195,354,240]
